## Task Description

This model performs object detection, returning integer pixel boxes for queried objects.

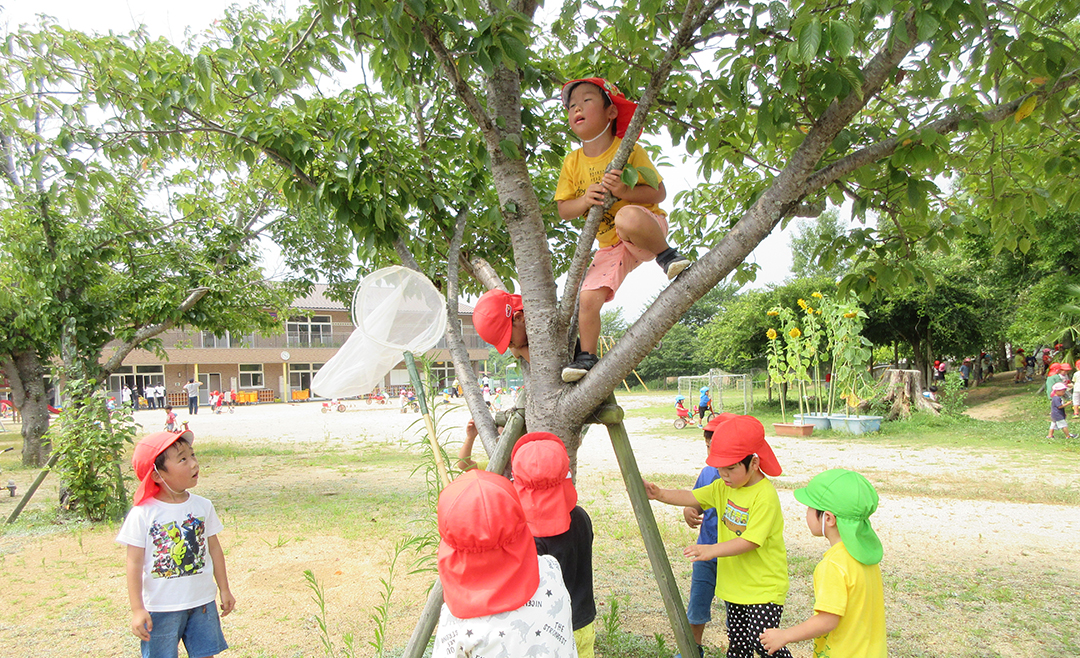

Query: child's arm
[643,479,701,508]
[126,545,152,641]
[684,537,758,562]
[759,612,841,655]
[601,171,667,205]
[207,535,235,616]
[557,183,607,220]
[456,419,479,471]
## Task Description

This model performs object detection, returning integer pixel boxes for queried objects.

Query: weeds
[304,569,358,658]
[369,537,409,657]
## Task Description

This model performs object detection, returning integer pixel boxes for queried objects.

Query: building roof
[293,284,475,315]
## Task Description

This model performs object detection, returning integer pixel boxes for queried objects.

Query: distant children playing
[644,414,792,658]
[556,78,690,382]
[116,429,234,658]
[1048,382,1075,439]
[432,469,577,657]
[760,469,887,657]
[511,432,597,658]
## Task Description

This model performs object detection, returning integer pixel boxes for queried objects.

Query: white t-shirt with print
[433,554,577,657]
[116,494,224,612]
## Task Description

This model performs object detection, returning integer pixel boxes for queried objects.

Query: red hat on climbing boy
[705,415,782,476]
[437,469,539,619]
[472,289,523,354]
[132,429,195,506]
[561,78,638,138]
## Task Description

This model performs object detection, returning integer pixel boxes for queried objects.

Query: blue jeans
[142,603,227,658]
[686,559,717,625]
[188,396,198,415]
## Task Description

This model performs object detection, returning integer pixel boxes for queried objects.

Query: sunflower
[811,291,823,299]
[767,328,778,340]
[844,311,857,318]
[789,327,802,338]
[797,298,808,309]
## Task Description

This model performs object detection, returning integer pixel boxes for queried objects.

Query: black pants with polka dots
[724,601,792,658]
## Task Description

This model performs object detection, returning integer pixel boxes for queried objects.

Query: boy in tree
[760,469,887,657]
[556,78,690,382]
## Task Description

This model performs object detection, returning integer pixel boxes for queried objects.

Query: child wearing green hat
[760,469,886,657]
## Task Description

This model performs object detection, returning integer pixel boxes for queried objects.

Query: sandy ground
[3,395,1078,657]
[149,398,1080,569]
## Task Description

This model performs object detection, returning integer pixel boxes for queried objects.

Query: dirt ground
[2,393,1079,657]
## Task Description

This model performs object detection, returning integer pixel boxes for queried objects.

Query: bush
[51,379,139,521]
[937,372,969,416]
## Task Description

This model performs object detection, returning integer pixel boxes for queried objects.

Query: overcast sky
[6,0,798,320]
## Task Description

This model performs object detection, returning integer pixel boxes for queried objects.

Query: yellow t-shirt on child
[811,542,887,658]
[553,137,665,249]
[692,477,788,605]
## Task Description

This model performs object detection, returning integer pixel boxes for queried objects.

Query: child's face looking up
[566,83,618,141]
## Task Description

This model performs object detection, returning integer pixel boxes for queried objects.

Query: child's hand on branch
[602,170,632,198]
[583,183,607,206]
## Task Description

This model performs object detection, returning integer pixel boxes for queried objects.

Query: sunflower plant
[765,310,788,423]
[821,294,873,416]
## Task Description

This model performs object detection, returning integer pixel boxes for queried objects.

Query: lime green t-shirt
[692,477,788,605]
[811,542,887,658]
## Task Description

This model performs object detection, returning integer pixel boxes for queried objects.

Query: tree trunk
[878,369,940,420]
[1,348,52,466]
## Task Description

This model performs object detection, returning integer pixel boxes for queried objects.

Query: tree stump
[879,369,940,420]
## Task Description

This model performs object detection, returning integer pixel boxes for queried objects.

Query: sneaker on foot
[561,352,599,382]
[656,247,691,280]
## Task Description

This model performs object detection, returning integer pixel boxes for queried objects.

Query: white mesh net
[312,266,447,398]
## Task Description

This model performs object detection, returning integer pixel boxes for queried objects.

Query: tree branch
[802,69,1080,195]
[444,208,501,456]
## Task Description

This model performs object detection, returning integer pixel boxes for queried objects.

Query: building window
[239,364,264,388]
[201,331,230,348]
[287,315,333,347]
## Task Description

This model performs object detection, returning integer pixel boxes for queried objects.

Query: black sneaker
[656,247,691,280]
[561,352,599,382]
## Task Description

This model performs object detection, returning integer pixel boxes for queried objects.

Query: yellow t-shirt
[811,542,887,658]
[553,137,666,249]
[692,477,788,605]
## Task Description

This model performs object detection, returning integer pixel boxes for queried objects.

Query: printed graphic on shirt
[149,514,206,579]
[722,500,749,536]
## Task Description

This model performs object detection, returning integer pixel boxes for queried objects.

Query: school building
[106,285,489,406]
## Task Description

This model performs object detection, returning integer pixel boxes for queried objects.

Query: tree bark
[1,349,52,467]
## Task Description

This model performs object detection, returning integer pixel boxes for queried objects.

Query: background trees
[4,1,1079,459]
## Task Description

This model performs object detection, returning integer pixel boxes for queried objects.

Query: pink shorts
[582,207,668,302]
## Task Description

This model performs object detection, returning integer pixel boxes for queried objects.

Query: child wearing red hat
[512,433,596,658]
[116,429,234,658]
[556,78,691,383]
[433,469,577,657]
[644,415,793,658]
[675,413,734,658]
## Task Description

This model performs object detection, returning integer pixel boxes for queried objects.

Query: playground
[1,379,1078,658]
